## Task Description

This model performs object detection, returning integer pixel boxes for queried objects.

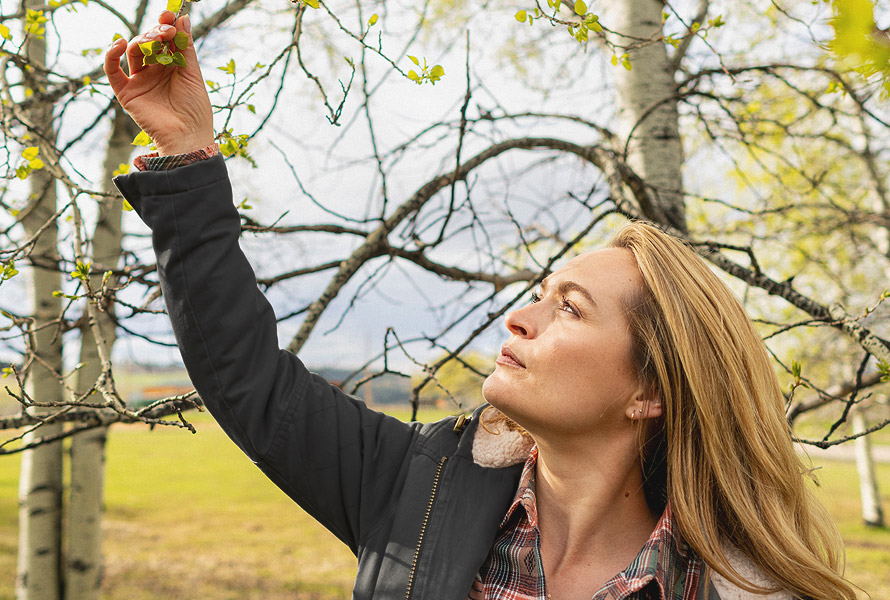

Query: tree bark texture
[852,406,885,527]
[605,0,687,230]
[16,1,63,597]
[64,107,135,600]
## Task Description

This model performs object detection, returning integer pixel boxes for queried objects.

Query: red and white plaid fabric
[133,143,219,171]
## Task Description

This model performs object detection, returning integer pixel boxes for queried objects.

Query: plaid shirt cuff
[133,143,220,171]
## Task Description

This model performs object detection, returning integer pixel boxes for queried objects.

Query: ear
[627,389,663,421]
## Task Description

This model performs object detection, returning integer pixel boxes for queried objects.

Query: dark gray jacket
[114,156,525,600]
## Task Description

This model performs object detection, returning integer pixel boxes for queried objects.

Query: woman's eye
[560,298,579,315]
[529,291,541,303]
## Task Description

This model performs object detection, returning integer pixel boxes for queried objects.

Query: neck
[532,431,659,580]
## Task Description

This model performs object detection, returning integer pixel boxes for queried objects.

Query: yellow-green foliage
[829,0,890,97]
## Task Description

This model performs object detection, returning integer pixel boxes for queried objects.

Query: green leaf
[1,261,18,281]
[409,55,420,66]
[143,54,159,66]
[157,54,174,65]
[132,131,152,146]
[71,261,91,282]
[791,360,802,380]
[574,0,587,15]
[877,359,890,383]
[122,199,134,212]
[515,10,527,23]
[368,13,378,26]
[219,59,236,75]
[174,30,189,50]
[429,65,445,83]
[166,0,183,12]
[139,40,161,56]
[407,70,420,81]
[21,146,39,161]
[303,0,319,8]
[171,52,187,67]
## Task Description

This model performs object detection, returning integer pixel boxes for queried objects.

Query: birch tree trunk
[604,0,687,230]
[64,106,135,600]
[852,406,885,527]
[16,1,64,597]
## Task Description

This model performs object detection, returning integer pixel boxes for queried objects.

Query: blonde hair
[610,221,855,600]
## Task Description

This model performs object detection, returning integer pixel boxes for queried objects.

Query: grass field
[1,407,888,599]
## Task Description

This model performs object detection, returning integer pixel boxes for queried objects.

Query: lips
[497,345,525,368]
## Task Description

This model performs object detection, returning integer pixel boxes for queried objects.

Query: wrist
[156,133,215,157]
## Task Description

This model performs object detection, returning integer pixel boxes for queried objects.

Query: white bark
[603,0,687,229]
[64,107,134,600]
[16,0,68,595]
[852,406,885,527]
[16,3,63,594]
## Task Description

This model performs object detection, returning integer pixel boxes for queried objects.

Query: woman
[105,12,856,600]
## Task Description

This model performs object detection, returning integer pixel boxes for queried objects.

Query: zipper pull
[452,413,470,434]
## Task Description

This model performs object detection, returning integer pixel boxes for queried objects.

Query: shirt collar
[501,445,704,599]
[500,445,540,529]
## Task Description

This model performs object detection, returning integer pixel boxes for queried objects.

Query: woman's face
[482,247,646,438]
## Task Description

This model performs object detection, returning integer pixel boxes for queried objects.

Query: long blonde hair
[610,221,855,599]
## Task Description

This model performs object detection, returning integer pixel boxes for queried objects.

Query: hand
[104,11,214,156]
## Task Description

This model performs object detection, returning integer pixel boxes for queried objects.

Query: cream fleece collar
[470,407,534,468]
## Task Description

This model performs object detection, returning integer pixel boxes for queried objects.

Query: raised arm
[105,15,420,554]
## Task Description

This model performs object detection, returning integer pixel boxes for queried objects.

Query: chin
[481,371,505,406]
[481,375,523,422]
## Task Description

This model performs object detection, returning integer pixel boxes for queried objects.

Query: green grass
[1,407,888,599]
[98,412,354,600]
[807,459,890,598]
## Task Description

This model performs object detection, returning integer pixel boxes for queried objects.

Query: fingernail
[183,15,191,34]
[145,32,159,39]
[158,24,173,33]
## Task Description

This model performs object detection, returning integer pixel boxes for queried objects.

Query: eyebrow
[540,277,598,309]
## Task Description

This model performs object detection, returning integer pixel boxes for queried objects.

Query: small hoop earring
[631,409,637,421]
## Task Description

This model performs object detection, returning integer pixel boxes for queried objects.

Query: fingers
[104,37,129,95]
[159,10,176,25]
[175,14,191,36]
[126,24,177,76]
[172,14,202,77]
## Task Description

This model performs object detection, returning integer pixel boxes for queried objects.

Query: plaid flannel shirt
[468,447,708,600]
[133,143,219,171]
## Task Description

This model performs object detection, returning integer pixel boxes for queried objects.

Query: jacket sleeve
[114,156,418,554]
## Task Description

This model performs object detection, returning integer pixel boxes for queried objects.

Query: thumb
[175,14,201,70]
[104,37,130,97]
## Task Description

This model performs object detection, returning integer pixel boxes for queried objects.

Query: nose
[504,303,537,338]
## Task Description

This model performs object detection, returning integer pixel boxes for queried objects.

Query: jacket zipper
[405,456,448,600]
